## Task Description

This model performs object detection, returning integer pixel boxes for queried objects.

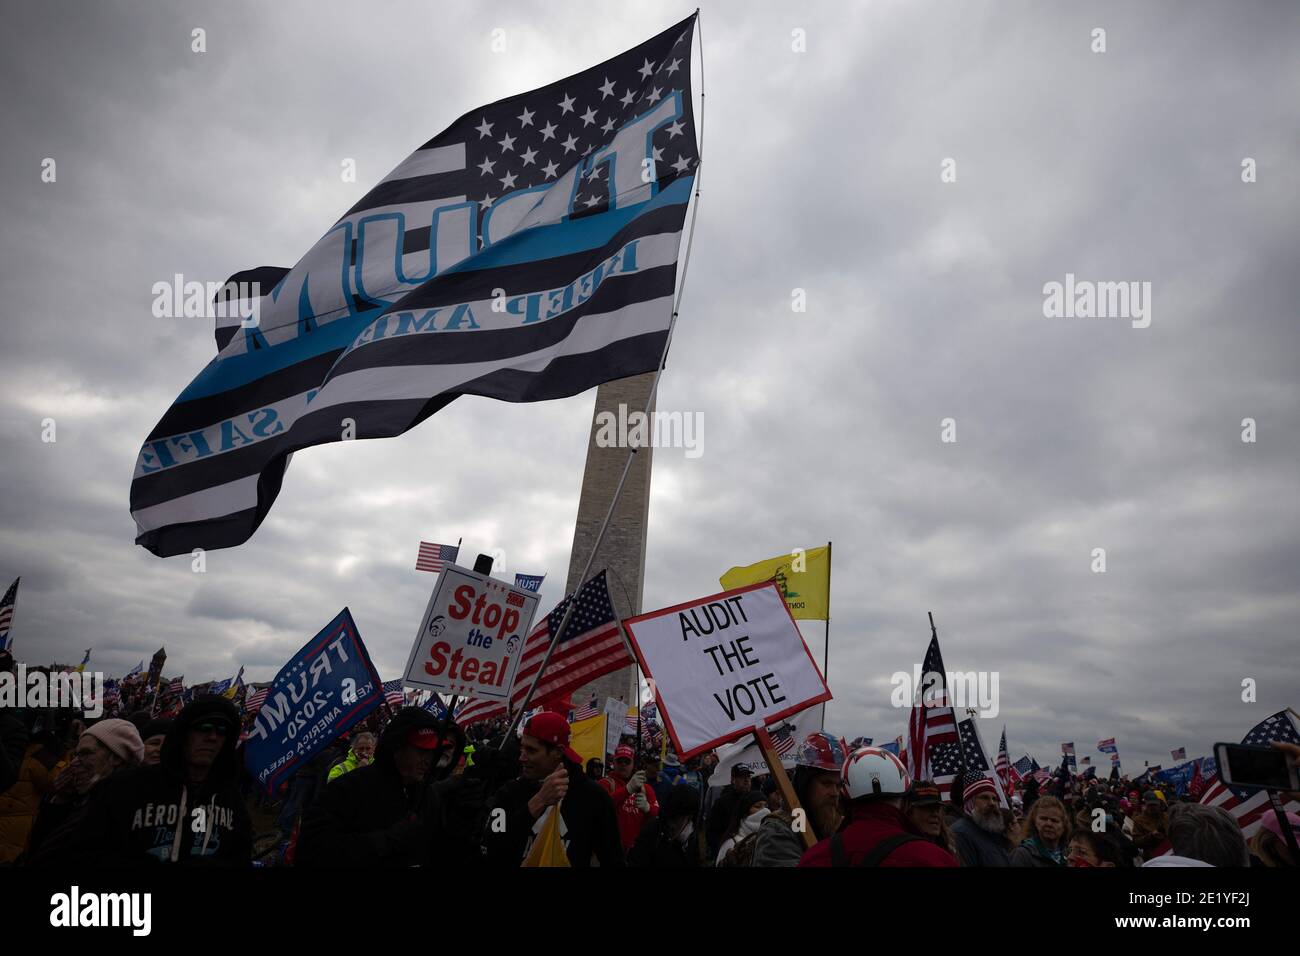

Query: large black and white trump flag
[131,15,698,557]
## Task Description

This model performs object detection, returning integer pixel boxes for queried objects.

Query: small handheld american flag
[383,679,406,711]
[416,541,460,574]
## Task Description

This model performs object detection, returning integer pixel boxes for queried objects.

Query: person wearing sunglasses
[42,695,252,866]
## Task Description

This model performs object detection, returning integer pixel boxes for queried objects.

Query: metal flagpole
[502,11,707,743]
[821,540,831,730]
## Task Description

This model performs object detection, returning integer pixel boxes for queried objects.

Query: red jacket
[798,802,959,867]
[599,775,659,851]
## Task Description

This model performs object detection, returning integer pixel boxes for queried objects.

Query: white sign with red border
[402,564,541,700]
[622,581,831,759]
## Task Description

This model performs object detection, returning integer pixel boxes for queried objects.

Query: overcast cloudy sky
[2,0,1297,771]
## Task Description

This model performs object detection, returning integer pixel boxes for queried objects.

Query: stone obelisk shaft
[565,371,656,707]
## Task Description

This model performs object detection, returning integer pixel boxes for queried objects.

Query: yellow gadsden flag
[522,805,571,868]
[569,715,607,767]
[720,546,830,620]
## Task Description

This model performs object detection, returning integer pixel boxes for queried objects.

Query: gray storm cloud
[1,0,1296,770]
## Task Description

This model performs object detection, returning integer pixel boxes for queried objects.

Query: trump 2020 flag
[243,608,384,795]
[131,16,699,556]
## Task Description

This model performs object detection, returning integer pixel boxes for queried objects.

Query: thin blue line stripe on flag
[130,16,700,558]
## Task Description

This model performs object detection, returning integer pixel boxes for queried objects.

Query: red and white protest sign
[402,564,541,700]
[623,581,831,759]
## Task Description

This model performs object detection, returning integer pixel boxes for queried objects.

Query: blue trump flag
[1155,757,1213,796]
[244,608,384,795]
[514,573,546,593]
[130,15,700,557]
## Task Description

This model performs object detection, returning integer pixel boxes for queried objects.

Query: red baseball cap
[524,711,582,765]
[614,745,635,762]
[406,727,444,750]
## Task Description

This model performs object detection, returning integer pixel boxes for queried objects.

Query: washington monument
[565,371,657,707]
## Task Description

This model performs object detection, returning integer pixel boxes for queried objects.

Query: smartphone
[1213,742,1300,791]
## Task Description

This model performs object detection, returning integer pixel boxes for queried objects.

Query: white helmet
[841,746,912,800]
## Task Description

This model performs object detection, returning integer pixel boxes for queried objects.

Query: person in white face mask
[714,789,769,866]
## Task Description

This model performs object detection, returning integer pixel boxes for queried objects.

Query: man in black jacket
[705,764,752,858]
[629,783,700,867]
[296,707,468,867]
[483,711,623,867]
[58,695,252,865]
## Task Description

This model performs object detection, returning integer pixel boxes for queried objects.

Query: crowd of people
[3,653,1298,868]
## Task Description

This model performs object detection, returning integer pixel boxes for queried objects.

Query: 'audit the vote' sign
[623,581,831,758]
[403,563,541,700]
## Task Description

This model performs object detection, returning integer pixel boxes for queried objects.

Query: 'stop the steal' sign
[403,563,541,701]
[623,581,831,758]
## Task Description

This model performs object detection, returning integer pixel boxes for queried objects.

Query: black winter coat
[296,706,480,868]
[628,818,699,867]
[483,762,624,867]
[296,760,443,867]
[42,698,252,865]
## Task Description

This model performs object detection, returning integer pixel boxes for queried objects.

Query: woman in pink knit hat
[24,718,143,862]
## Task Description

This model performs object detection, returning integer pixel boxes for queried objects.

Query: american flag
[768,722,798,758]
[1030,769,1053,788]
[1011,754,1035,777]
[1097,737,1118,754]
[930,717,1008,806]
[907,632,958,782]
[623,712,659,747]
[244,686,270,714]
[571,694,600,722]
[157,676,186,717]
[1061,742,1075,755]
[995,726,1012,792]
[455,571,629,726]
[416,541,460,574]
[383,679,406,711]
[1171,747,1186,761]
[1198,710,1300,837]
[0,577,18,652]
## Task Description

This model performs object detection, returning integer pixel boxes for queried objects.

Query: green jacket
[327,751,362,783]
